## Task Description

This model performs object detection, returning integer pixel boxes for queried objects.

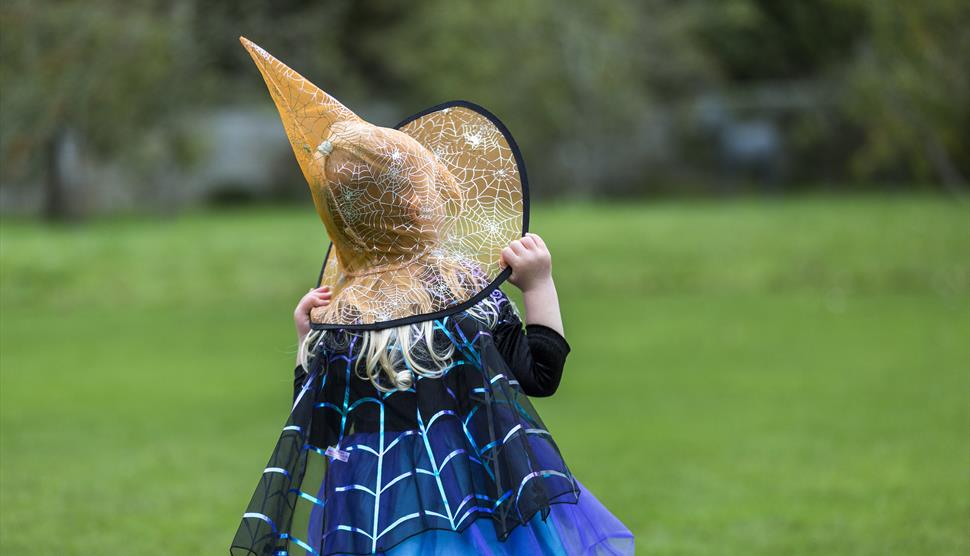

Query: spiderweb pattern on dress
[229,291,581,555]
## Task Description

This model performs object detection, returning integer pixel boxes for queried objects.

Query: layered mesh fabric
[240,37,527,330]
[229,293,581,555]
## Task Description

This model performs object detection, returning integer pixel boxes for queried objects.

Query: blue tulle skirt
[305,426,634,555]
[373,478,635,555]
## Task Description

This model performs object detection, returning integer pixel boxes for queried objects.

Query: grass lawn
[2,195,968,555]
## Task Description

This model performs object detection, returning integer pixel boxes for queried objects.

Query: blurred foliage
[693,0,969,188]
[0,0,967,214]
[0,1,195,173]
[695,0,867,80]
[844,1,970,190]
[365,0,718,194]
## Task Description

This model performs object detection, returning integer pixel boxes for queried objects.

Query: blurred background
[1,1,967,554]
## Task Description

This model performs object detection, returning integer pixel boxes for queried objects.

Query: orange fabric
[241,37,525,327]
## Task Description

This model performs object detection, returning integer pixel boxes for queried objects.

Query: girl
[231,37,634,555]
[286,235,635,555]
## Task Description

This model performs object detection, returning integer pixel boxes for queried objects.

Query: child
[230,37,634,555]
[293,232,565,396]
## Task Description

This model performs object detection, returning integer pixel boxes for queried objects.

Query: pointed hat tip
[238,36,275,68]
[239,36,258,53]
[240,37,363,144]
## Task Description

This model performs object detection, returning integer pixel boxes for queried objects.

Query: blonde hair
[298,291,516,393]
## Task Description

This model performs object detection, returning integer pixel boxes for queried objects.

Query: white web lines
[315,105,524,325]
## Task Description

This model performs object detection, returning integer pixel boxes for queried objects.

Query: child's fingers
[508,240,527,256]
[526,233,546,250]
[299,289,331,309]
[501,246,521,266]
[303,292,330,305]
[519,235,537,250]
[304,286,330,300]
[499,252,515,270]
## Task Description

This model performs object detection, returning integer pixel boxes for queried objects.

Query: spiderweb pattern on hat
[241,38,528,330]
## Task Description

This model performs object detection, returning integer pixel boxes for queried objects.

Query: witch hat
[241,37,528,330]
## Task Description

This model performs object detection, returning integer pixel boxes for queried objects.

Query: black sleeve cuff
[520,324,570,397]
[524,324,571,354]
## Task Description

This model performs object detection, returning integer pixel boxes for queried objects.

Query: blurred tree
[0,0,198,220]
[190,0,359,102]
[362,0,718,195]
[693,0,969,190]
[2,0,967,217]
[843,0,969,190]
[691,0,865,186]
[694,0,865,81]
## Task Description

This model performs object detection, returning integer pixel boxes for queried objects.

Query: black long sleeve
[491,317,571,398]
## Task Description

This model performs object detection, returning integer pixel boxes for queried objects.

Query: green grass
[2,195,968,555]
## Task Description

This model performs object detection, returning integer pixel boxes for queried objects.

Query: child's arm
[292,287,332,402]
[500,233,564,338]
[294,286,332,366]
[495,232,569,398]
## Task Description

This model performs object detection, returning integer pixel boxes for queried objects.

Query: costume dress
[230,289,634,555]
[231,36,635,555]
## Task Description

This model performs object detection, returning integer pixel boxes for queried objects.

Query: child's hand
[500,233,553,292]
[295,286,331,342]
[500,233,564,336]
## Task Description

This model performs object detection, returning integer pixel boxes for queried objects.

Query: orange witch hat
[240,37,528,330]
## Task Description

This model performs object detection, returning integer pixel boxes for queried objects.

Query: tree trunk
[44,130,74,221]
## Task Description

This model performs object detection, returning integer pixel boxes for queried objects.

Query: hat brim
[309,100,530,331]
